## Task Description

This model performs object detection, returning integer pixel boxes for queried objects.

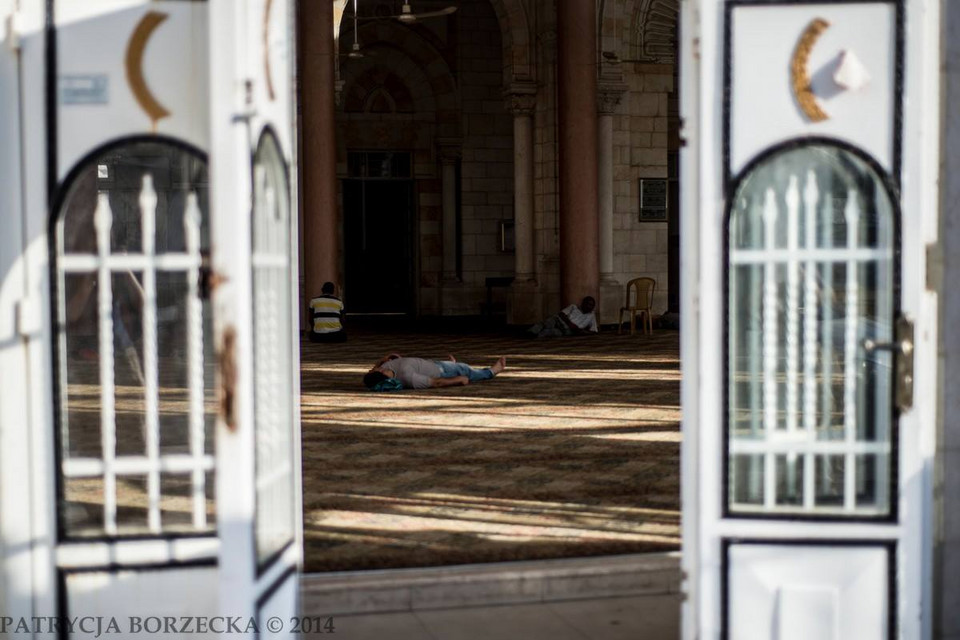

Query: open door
[209,0,303,633]
[0,0,301,633]
[681,1,940,638]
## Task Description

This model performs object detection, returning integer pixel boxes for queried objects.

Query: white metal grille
[56,144,214,536]
[728,146,895,516]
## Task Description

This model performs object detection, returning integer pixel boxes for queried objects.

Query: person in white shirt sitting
[528,296,599,338]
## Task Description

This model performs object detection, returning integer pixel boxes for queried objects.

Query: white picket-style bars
[727,146,895,516]
[54,144,214,539]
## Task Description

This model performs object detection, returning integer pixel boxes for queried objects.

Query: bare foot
[490,356,506,375]
[447,354,457,362]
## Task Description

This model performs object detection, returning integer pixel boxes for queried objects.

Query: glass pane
[55,141,215,537]
[60,167,99,256]
[253,132,296,566]
[856,454,888,509]
[62,273,102,458]
[160,473,194,531]
[731,454,764,506]
[775,455,804,506]
[157,271,191,455]
[814,455,845,506]
[116,475,149,535]
[113,271,146,457]
[62,477,104,537]
[727,145,895,516]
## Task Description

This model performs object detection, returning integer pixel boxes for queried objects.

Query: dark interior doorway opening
[343,151,415,314]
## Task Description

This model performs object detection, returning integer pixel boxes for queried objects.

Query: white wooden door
[209,0,303,635]
[33,1,221,632]
[1,0,300,633]
[680,1,940,639]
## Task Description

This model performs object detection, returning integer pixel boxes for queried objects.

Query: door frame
[0,0,58,625]
[679,0,942,638]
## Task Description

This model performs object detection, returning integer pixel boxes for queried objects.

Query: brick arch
[486,0,533,85]
[630,0,679,64]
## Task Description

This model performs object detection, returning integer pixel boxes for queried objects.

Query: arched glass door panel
[252,130,296,568]
[727,144,896,517]
[55,139,215,537]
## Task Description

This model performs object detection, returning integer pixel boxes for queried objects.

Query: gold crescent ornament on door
[124,11,171,130]
[790,17,830,122]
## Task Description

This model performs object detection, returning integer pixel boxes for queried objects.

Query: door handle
[861,316,914,412]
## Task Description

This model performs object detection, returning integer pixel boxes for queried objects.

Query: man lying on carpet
[363,353,507,391]
[527,296,598,338]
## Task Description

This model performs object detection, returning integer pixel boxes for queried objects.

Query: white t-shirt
[561,305,598,332]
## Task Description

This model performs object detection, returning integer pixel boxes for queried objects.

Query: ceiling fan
[358,0,457,24]
[345,0,368,58]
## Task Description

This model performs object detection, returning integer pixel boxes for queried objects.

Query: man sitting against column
[309,282,346,343]
[527,296,598,338]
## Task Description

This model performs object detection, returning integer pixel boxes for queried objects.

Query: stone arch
[598,0,631,78]
[337,43,443,157]
[343,66,416,114]
[486,0,533,85]
[344,20,458,135]
[630,0,679,64]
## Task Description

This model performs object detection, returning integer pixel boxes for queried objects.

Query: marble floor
[306,593,681,640]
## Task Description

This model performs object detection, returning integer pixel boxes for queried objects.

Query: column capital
[504,83,537,116]
[597,82,628,115]
[436,138,462,164]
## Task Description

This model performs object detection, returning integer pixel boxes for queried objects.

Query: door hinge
[5,10,21,52]
[863,315,914,412]
[15,297,40,338]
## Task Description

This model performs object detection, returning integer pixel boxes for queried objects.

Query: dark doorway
[343,152,415,314]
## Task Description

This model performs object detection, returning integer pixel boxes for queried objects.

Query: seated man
[528,296,598,338]
[309,281,346,343]
[363,353,507,390]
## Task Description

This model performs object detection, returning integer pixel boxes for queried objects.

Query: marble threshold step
[301,552,681,616]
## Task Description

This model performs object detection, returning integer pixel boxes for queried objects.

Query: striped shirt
[310,294,344,334]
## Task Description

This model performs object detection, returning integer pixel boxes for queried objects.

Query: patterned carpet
[300,324,681,572]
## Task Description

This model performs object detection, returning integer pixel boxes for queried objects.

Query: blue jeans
[434,360,494,382]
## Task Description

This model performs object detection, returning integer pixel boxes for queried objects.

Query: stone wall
[445,0,514,315]
[609,63,673,319]
[331,0,676,322]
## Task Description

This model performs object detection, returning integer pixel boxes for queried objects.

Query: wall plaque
[639,178,668,222]
[59,75,109,105]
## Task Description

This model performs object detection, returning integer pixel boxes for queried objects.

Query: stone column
[597,84,626,280]
[506,86,537,282]
[299,0,339,311]
[505,85,538,324]
[597,83,627,321]
[438,140,461,283]
[557,0,600,307]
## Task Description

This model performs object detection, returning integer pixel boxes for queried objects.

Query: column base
[507,278,541,326]
[599,277,622,328]
[439,279,464,316]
